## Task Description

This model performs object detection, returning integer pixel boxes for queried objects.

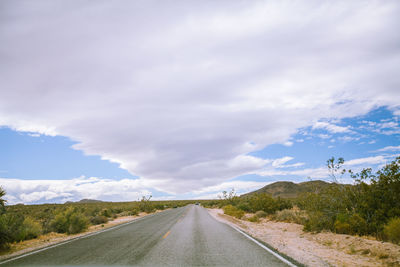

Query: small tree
[326,157,348,183]
[219,189,238,206]
[139,195,154,213]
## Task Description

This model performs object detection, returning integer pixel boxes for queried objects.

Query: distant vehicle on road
[195,202,200,205]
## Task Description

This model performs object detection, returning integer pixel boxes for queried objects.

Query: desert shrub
[276,197,293,211]
[154,204,165,210]
[248,193,277,214]
[4,214,25,242]
[244,193,292,214]
[139,196,155,213]
[112,208,123,214]
[0,213,41,246]
[384,217,400,244]
[0,214,11,249]
[299,156,400,237]
[348,213,368,235]
[100,209,112,218]
[51,207,89,234]
[272,209,307,224]
[237,202,251,212]
[130,209,139,216]
[334,213,351,234]
[304,211,334,232]
[255,210,267,218]
[90,215,108,225]
[41,216,54,234]
[219,189,240,207]
[223,205,244,219]
[68,212,89,234]
[248,215,259,222]
[51,212,68,233]
[18,217,42,241]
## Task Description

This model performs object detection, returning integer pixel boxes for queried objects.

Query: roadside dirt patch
[208,208,400,267]
[0,211,162,261]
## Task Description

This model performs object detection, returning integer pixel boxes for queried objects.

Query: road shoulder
[207,208,400,267]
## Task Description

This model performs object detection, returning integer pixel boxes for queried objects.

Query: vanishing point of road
[1,205,295,266]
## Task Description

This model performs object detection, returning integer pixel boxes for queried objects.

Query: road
[1,205,292,266]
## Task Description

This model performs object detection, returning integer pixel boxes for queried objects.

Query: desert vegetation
[1,156,399,251]
[0,193,197,251]
[205,157,400,246]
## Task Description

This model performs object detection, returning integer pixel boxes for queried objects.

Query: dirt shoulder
[0,210,163,262]
[208,208,400,267]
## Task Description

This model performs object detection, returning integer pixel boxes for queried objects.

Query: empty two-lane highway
[1,205,293,266]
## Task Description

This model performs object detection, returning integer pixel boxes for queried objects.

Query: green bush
[68,212,88,234]
[51,212,68,233]
[154,204,165,210]
[0,214,42,248]
[100,209,112,218]
[248,194,277,214]
[334,220,351,234]
[348,213,368,236]
[139,196,155,213]
[0,214,11,249]
[248,215,259,222]
[51,207,89,234]
[304,211,334,232]
[271,209,307,224]
[384,217,400,244]
[18,217,42,240]
[129,209,139,216]
[243,193,292,214]
[4,214,25,242]
[237,202,251,212]
[90,215,108,225]
[223,205,244,219]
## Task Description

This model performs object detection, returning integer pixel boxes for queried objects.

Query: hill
[65,199,103,204]
[242,180,332,198]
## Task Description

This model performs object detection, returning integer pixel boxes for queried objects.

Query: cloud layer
[1,0,400,194]
[0,176,152,204]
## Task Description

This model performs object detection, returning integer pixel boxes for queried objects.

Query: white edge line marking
[0,209,172,265]
[229,225,298,267]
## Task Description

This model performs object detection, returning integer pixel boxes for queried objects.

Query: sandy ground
[0,211,161,261]
[208,209,400,267]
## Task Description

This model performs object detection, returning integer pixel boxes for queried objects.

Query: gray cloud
[0,0,400,193]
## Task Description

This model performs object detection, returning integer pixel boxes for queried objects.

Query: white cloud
[344,156,386,166]
[312,122,352,134]
[283,141,294,147]
[256,167,328,179]
[0,177,152,204]
[192,181,270,196]
[376,145,400,152]
[272,156,294,167]
[318,134,331,139]
[338,136,360,142]
[0,0,399,194]
[27,133,41,137]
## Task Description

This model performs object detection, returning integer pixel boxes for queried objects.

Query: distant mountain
[242,180,333,198]
[65,199,103,204]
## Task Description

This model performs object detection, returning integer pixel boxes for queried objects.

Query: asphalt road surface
[1,205,293,266]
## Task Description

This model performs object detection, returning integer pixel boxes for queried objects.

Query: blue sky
[0,1,399,204]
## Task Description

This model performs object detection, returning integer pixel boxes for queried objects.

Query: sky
[0,0,399,204]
